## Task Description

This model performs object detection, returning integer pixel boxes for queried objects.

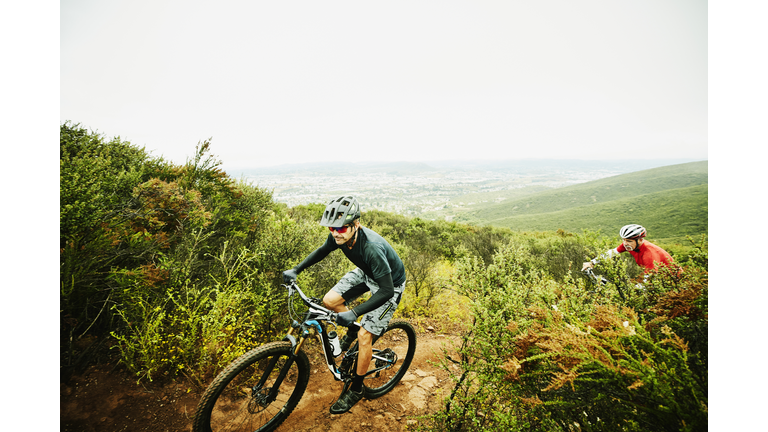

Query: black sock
[351,374,364,393]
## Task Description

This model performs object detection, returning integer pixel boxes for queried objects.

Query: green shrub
[60,124,294,381]
[60,122,159,246]
[422,237,708,432]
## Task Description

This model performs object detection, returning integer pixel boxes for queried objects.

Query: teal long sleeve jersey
[291,227,406,316]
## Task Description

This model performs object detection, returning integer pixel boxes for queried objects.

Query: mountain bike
[192,280,417,432]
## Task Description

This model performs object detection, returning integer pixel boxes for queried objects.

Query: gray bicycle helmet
[320,196,361,228]
[619,224,647,240]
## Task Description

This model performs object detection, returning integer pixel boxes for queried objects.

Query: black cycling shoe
[330,388,364,414]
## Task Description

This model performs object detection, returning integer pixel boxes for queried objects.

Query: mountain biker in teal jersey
[282,195,407,414]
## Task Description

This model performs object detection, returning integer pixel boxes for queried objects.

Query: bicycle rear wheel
[361,320,417,399]
[193,341,310,432]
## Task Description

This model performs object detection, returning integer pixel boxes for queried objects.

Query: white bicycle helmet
[619,224,647,240]
[319,196,361,228]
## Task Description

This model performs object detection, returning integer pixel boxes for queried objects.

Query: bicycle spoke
[363,321,416,398]
[193,342,310,432]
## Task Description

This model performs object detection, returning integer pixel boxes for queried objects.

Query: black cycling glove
[282,268,299,283]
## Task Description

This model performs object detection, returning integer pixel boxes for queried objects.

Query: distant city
[228,159,702,220]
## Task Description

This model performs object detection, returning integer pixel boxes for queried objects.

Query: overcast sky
[60,0,708,170]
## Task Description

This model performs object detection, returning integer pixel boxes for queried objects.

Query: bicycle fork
[252,327,305,406]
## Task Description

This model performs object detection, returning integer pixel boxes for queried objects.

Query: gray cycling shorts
[331,268,406,336]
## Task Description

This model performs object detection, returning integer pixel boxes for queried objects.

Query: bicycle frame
[281,281,398,382]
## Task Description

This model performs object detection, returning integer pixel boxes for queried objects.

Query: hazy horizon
[225,156,706,174]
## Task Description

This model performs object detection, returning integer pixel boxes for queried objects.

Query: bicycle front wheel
[363,320,417,399]
[193,341,310,432]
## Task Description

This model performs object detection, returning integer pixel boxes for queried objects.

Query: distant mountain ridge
[445,161,708,242]
[230,158,703,177]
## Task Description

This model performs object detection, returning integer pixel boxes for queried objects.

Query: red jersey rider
[582,224,673,277]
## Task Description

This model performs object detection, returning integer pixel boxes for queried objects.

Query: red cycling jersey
[616,240,673,272]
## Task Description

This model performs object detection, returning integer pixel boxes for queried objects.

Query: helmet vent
[320,195,361,227]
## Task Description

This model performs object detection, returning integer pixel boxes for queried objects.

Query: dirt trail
[61,332,461,431]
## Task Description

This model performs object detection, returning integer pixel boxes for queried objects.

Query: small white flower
[552,304,559,311]
[623,321,629,328]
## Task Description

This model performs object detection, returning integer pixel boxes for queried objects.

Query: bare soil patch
[61,332,461,431]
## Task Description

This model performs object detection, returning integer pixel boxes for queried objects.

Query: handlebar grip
[330,312,363,327]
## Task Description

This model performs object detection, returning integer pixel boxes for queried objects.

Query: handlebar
[582,268,607,286]
[581,268,625,300]
[284,280,333,315]
[282,281,361,327]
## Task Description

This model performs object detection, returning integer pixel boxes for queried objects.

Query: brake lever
[282,281,297,296]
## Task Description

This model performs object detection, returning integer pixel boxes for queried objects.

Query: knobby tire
[357,320,417,399]
[192,341,310,432]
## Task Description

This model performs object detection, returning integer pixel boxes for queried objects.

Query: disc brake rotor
[247,387,272,414]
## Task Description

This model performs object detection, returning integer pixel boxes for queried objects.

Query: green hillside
[445,185,553,205]
[486,184,707,242]
[451,161,708,243]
